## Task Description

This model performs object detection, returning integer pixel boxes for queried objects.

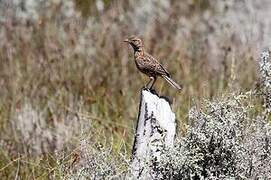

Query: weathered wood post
[131,89,176,179]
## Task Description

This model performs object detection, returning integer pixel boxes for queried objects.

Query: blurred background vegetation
[0,0,270,178]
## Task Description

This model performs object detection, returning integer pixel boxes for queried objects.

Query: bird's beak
[123,39,129,43]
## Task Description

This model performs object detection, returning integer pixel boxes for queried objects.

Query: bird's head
[124,36,143,52]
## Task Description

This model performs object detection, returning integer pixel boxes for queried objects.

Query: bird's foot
[149,88,158,95]
[142,86,151,92]
[142,86,158,95]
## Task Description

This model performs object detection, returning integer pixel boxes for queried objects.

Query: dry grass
[0,0,269,178]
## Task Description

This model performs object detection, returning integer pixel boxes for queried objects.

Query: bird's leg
[150,76,157,90]
[145,77,154,90]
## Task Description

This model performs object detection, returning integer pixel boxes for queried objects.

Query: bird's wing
[144,53,170,77]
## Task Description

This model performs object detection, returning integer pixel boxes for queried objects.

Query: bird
[124,36,182,91]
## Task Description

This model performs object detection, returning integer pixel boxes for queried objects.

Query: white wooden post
[131,90,176,179]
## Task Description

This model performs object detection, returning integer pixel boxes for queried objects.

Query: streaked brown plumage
[124,36,182,90]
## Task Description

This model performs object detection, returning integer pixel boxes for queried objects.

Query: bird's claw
[143,86,151,91]
[142,86,158,95]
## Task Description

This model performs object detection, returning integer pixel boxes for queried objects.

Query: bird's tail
[162,75,182,91]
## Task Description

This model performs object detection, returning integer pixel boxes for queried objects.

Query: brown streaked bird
[124,36,182,91]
